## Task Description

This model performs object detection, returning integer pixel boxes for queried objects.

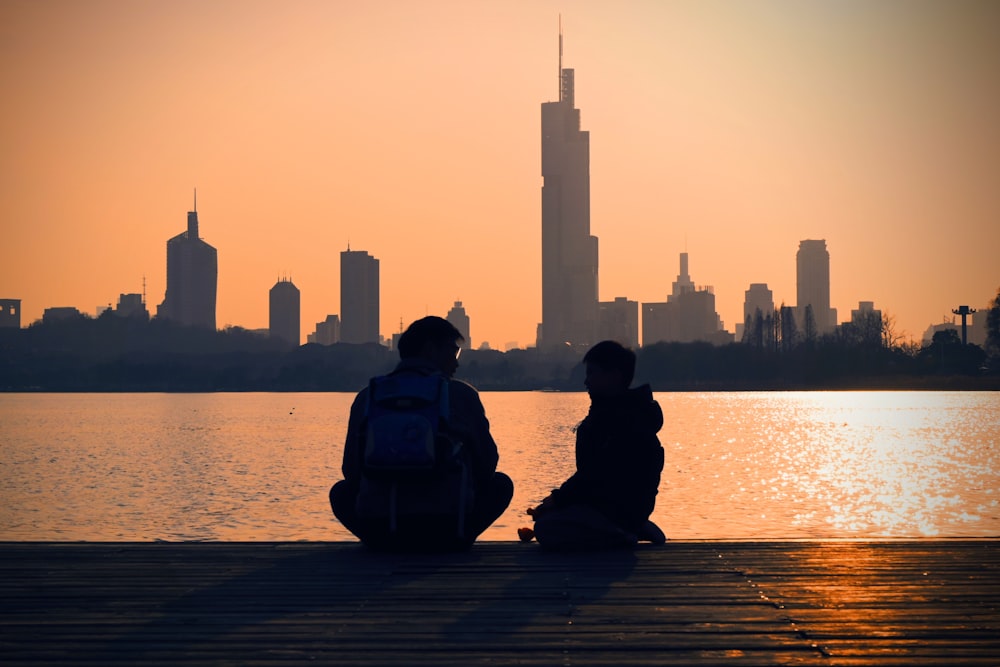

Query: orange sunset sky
[2,1,998,349]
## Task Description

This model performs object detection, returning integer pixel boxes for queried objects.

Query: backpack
[355,371,473,538]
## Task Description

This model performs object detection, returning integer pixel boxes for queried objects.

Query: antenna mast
[558,15,563,101]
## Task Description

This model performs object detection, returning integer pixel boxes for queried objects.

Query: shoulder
[447,378,483,403]
[348,387,369,416]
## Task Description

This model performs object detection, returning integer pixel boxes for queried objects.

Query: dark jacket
[550,384,664,533]
[341,358,500,489]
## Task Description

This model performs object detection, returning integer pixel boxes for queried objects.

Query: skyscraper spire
[558,15,563,101]
[187,191,199,239]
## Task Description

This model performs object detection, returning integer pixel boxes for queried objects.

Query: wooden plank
[0,541,997,666]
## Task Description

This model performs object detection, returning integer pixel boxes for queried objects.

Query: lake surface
[1,391,998,542]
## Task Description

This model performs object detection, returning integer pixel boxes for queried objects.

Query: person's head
[397,316,464,377]
[582,340,635,398]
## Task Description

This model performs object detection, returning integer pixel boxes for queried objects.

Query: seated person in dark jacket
[529,340,666,550]
[330,316,513,552]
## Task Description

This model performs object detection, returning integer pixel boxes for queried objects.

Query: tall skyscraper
[156,193,217,330]
[796,239,836,335]
[340,248,379,344]
[446,300,471,349]
[269,278,300,347]
[538,29,598,350]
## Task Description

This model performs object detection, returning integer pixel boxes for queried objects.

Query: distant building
[538,31,598,350]
[0,299,20,328]
[269,278,300,347]
[796,240,836,336]
[737,283,774,341]
[850,301,882,324]
[642,253,731,346]
[846,300,883,346]
[598,297,639,350]
[922,310,987,347]
[42,307,83,324]
[969,309,988,347]
[923,321,960,345]
[669,253,696,299]
[115,293,149,320]
[156,194,218,330]
[446,300,472,349]
[340,248,379,344]
[308,314,340,346]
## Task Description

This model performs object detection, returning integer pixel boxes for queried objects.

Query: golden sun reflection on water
[654,391,998,540]
[1,391,997,541]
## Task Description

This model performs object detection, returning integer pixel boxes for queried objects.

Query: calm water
[1,391,998,541]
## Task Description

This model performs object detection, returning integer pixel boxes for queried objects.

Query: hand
[527,494,556,517]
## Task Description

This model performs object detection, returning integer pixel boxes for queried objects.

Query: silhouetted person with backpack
[330,316,513,551]
[528,340,666,550]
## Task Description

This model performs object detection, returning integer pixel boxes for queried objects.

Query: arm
[340,390,368,482]
[547,415,603,507]
[448,381,499,481]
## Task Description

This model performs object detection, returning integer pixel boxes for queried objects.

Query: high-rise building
[850,301,881,324]
[42,306,83,323]
[269,278,300,347]
[598,297,639,350]
[115,293,149,320]
[538,30,598,350]
[0,299,21,328]
[308,315,340,346]
[340,248,379,344]
[795,239,836,335]
[446,300,471,349]
[669,253,696,301]
[738,283,774,340]
[642,253,730,346]
[156,194,218,330]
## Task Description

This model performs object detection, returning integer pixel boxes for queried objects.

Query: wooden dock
[1,540,997,665]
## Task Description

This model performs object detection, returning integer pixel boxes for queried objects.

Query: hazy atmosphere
[2,0,998,348]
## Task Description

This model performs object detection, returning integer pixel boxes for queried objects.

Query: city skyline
[2,2,998,348]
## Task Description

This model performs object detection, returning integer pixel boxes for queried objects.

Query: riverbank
[2,540,997,665]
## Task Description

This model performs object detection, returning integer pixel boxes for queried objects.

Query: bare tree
[880,311,906,350]
[779,304,797,352]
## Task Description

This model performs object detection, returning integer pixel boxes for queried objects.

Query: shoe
[637,520,666,545]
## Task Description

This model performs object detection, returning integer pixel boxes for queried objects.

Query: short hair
[397,316,465,359]
[583,340,636,386]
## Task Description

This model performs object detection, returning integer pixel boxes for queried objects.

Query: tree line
[2,289,998,392]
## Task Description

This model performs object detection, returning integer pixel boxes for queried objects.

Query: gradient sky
[2,0,998,349]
